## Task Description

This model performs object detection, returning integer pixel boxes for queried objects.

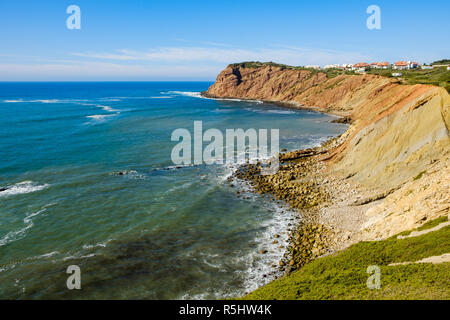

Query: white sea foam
[62,253,96,261]
[0,222,34,247]
[0,181,49,198]
[166,91,205,98]
[3,98,91,104]
[163,181,195,195]
[239,203,298,294]
[0,263,16,273]
[82,239,112,250]
[214,108,234,113]
[244,107,296,115]
[99,98,121,102]
[151,163,197,173]
[4,99,60,103]
[86,113,118,121]
[77,101,119,112]
[31,99,60,103]
[26,251,60,261]
[0,203,54,247]
[265,109,296,114]
[218,161,299,297]
[3,99,24,103]
[97,105,118,112]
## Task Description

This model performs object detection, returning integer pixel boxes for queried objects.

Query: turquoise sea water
[0,82,347,299]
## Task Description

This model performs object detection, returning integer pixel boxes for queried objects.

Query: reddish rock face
[206,64,450,190]
[205,65,327,102]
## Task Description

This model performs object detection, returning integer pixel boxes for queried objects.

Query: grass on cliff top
[242,218,450,300]
[367,67,450,92]
[228,61,355,79]
[398,215,448,237]
[229,61,450,92]
[431,59,450,65]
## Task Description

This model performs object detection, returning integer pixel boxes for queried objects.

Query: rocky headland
[204,63,450,296]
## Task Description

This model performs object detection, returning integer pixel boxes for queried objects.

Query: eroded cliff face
[206,65,450,239]
[206,65,450,190]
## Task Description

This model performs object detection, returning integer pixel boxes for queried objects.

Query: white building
[305,65,320,70]
[352,63,370,71]
[323,64,340,69]
[393,61,419,70]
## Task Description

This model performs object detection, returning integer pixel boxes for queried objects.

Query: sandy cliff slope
[206,65,450,239]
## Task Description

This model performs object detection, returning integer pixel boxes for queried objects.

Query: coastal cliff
[207,63,450,299]
[206,63,449,271]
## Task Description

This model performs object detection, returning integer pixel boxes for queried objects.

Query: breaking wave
[0,181,49,198]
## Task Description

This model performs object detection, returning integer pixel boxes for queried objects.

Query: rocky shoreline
[230,135,353,278]
[206,62,449,296]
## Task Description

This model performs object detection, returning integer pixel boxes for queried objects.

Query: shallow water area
[0,82,347,299]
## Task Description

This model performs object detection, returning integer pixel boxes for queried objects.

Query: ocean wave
[0,222,34,247]
[0,181,49,198]
[82,239,112,250]
[99,98,121,102]
[77,102,119,113]
[111,170,147,179]
[3,99,24,103]
[150,163,197,173]
[62,253,96,261]
[163,181,195,195]
[86,113,119,121]
[227,180,299,296]
[31,99,60,103]
[3,99,68,104]
[0,203,54,247]
[26,251,60,261]
[96,105,119,112]
[165,91,204,98]
[0,263,16,273]
[244,107,296,115]
[214,108,234,113]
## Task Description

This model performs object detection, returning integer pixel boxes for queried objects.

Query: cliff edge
[206,64,450,239]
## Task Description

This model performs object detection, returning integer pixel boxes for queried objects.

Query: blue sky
[0,0,449,80]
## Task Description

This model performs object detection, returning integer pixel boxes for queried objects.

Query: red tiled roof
[353,63,370,68]
[394,61,409,66]
[377,62,389,66]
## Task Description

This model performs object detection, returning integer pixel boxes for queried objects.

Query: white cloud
[0,61,222,81]
[0,45,370,80]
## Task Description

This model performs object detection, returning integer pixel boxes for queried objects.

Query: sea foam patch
[165,91,205,98]
[86,114,118,121]
[0,181,49,197]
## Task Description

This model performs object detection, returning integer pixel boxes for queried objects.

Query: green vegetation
[228,61,355,79]
[431,59,450,65]
[229,61,450,92]
[242,217,450,300]
[399,216,449,237]
[367,67,450,93]
[417,216,448,231]
[413,170,426,181]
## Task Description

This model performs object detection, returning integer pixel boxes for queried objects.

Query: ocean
[0,82,347,299]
